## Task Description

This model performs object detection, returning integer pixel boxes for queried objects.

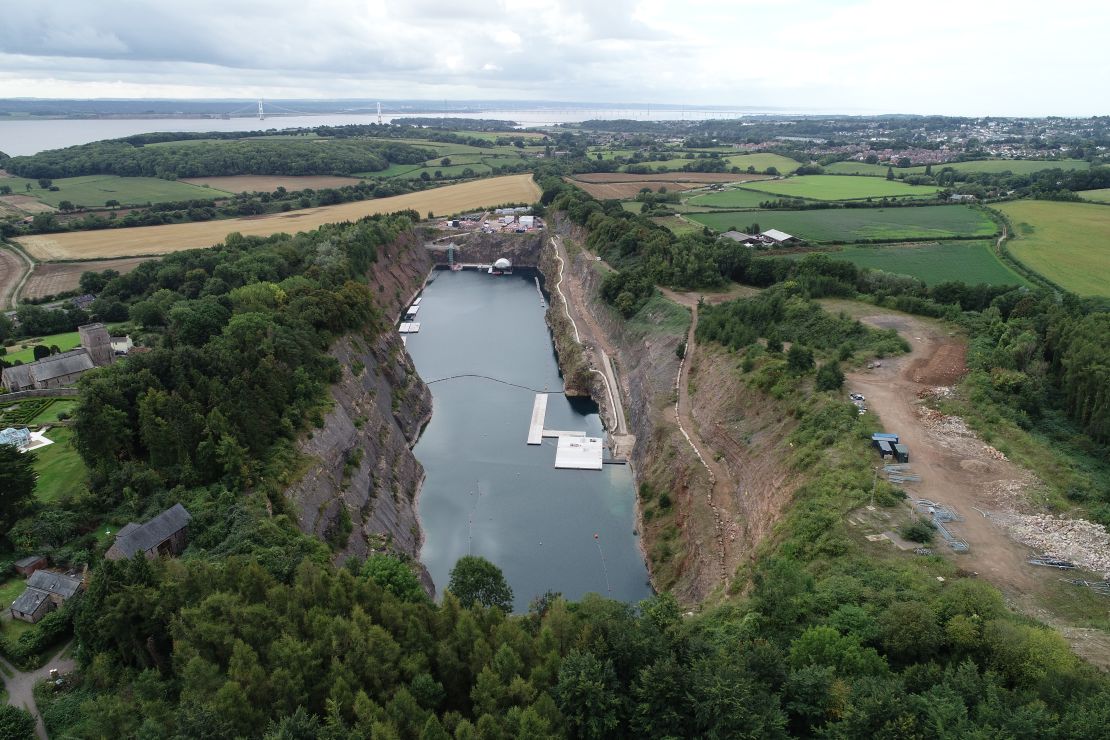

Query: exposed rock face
[284,232,435,590]
[426,230,545,267]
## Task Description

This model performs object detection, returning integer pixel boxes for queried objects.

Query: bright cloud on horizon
[0,0,1107,116]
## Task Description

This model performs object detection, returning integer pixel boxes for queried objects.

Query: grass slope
[33,426,88,503]
[4,331,82,363]
[688,205,997,242]
[794,241,1029,286]
[995,200,1110,296]
[741,175,938,201]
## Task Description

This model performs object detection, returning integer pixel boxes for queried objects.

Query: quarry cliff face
[283,232,434,585]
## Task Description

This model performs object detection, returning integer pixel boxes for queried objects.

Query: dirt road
[832,303,1040,589]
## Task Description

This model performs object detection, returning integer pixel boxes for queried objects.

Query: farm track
[15,175,541,260]
[0,242,33,309]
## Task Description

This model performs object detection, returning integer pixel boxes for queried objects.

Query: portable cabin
[871,432,899,451]
[893,444,910,464]
[877,440,894,458]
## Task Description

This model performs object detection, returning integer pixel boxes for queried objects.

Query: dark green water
[407,269,651,611]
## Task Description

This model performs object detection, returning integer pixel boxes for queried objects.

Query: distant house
[10,570,84,623]
[760,229,799,246]
[110,335,133,355]
[71,294,96,310]
[949,193,977,203]
[105,503,192,561]
[13,555,47,577]
[721,231,761,246]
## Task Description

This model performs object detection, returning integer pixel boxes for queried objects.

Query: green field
[724,153,801,173]
[792,241,1029,286]
[32,426,88,503]
[741,175,938,201]
[995,200,1110,296]
[36,175,232,207]
[687,205,997,243]
[687,188,795,209]
[1077,188,1110,204]
[4,331,82,363]
[826,159,1090,177]
[622,152,799,174]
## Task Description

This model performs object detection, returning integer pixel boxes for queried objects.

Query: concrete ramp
[527,393,548,444]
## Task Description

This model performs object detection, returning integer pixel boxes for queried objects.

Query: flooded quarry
[407,268,651,611]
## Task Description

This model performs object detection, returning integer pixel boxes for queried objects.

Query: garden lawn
[5,331,82,364]
[0,578,26,610]
[995,200,1110,297]
[32,426,88,503]
[687,205,996,242]
[740,175,937,201]
[792,241,1029,286]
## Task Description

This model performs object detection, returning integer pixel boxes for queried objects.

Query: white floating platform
[411,296,422,306]
[555,436,604,470]
[401,336,407,346]
[399,322,421,333]
[405,304,420,317]
[527,393,548,445]
[542,429,586,439]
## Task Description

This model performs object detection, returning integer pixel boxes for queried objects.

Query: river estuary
[406,268,651,612]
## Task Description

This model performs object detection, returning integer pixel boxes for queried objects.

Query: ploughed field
[995,200,1110,297]
[686,205,997,243]
[20,257,151,300]
[14,174,542,260]
[792,241,1029,286]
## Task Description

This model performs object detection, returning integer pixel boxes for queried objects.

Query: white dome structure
[493,258,512,270]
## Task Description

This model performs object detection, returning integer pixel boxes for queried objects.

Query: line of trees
[5,139,433,179]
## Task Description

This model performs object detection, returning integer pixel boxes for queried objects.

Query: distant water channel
[407,269,651,612]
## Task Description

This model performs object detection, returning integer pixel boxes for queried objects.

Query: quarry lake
[406,268,651,612]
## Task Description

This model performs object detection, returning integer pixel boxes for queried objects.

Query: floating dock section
[554,436,604,470]
[399,322,421,333]
[527,393,548,445]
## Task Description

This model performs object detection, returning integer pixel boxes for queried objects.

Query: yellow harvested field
[16,175,540,260]
[181,175,364,193]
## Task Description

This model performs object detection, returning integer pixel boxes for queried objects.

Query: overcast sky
[1,0,1107,116]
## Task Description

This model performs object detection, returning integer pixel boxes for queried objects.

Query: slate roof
[30,349,94,383]
[27,570,82,600]
[1,364,34,390]
[111,504,192,558]
[14,555,45,569]
[11,588,49,615]
[721,231,759,242]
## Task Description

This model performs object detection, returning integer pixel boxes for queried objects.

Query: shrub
[900,519,935,544]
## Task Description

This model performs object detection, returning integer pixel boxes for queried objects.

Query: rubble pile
[1005,514,1110,579]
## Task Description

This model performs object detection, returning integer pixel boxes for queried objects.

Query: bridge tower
[377,101,382,125]
[257,99,265,120]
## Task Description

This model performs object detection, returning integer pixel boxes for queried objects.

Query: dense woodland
[4,138,432,179]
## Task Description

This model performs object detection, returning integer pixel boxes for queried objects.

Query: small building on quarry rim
[105,503,192,561]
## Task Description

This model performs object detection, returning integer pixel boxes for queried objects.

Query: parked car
[849,393,865,402]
